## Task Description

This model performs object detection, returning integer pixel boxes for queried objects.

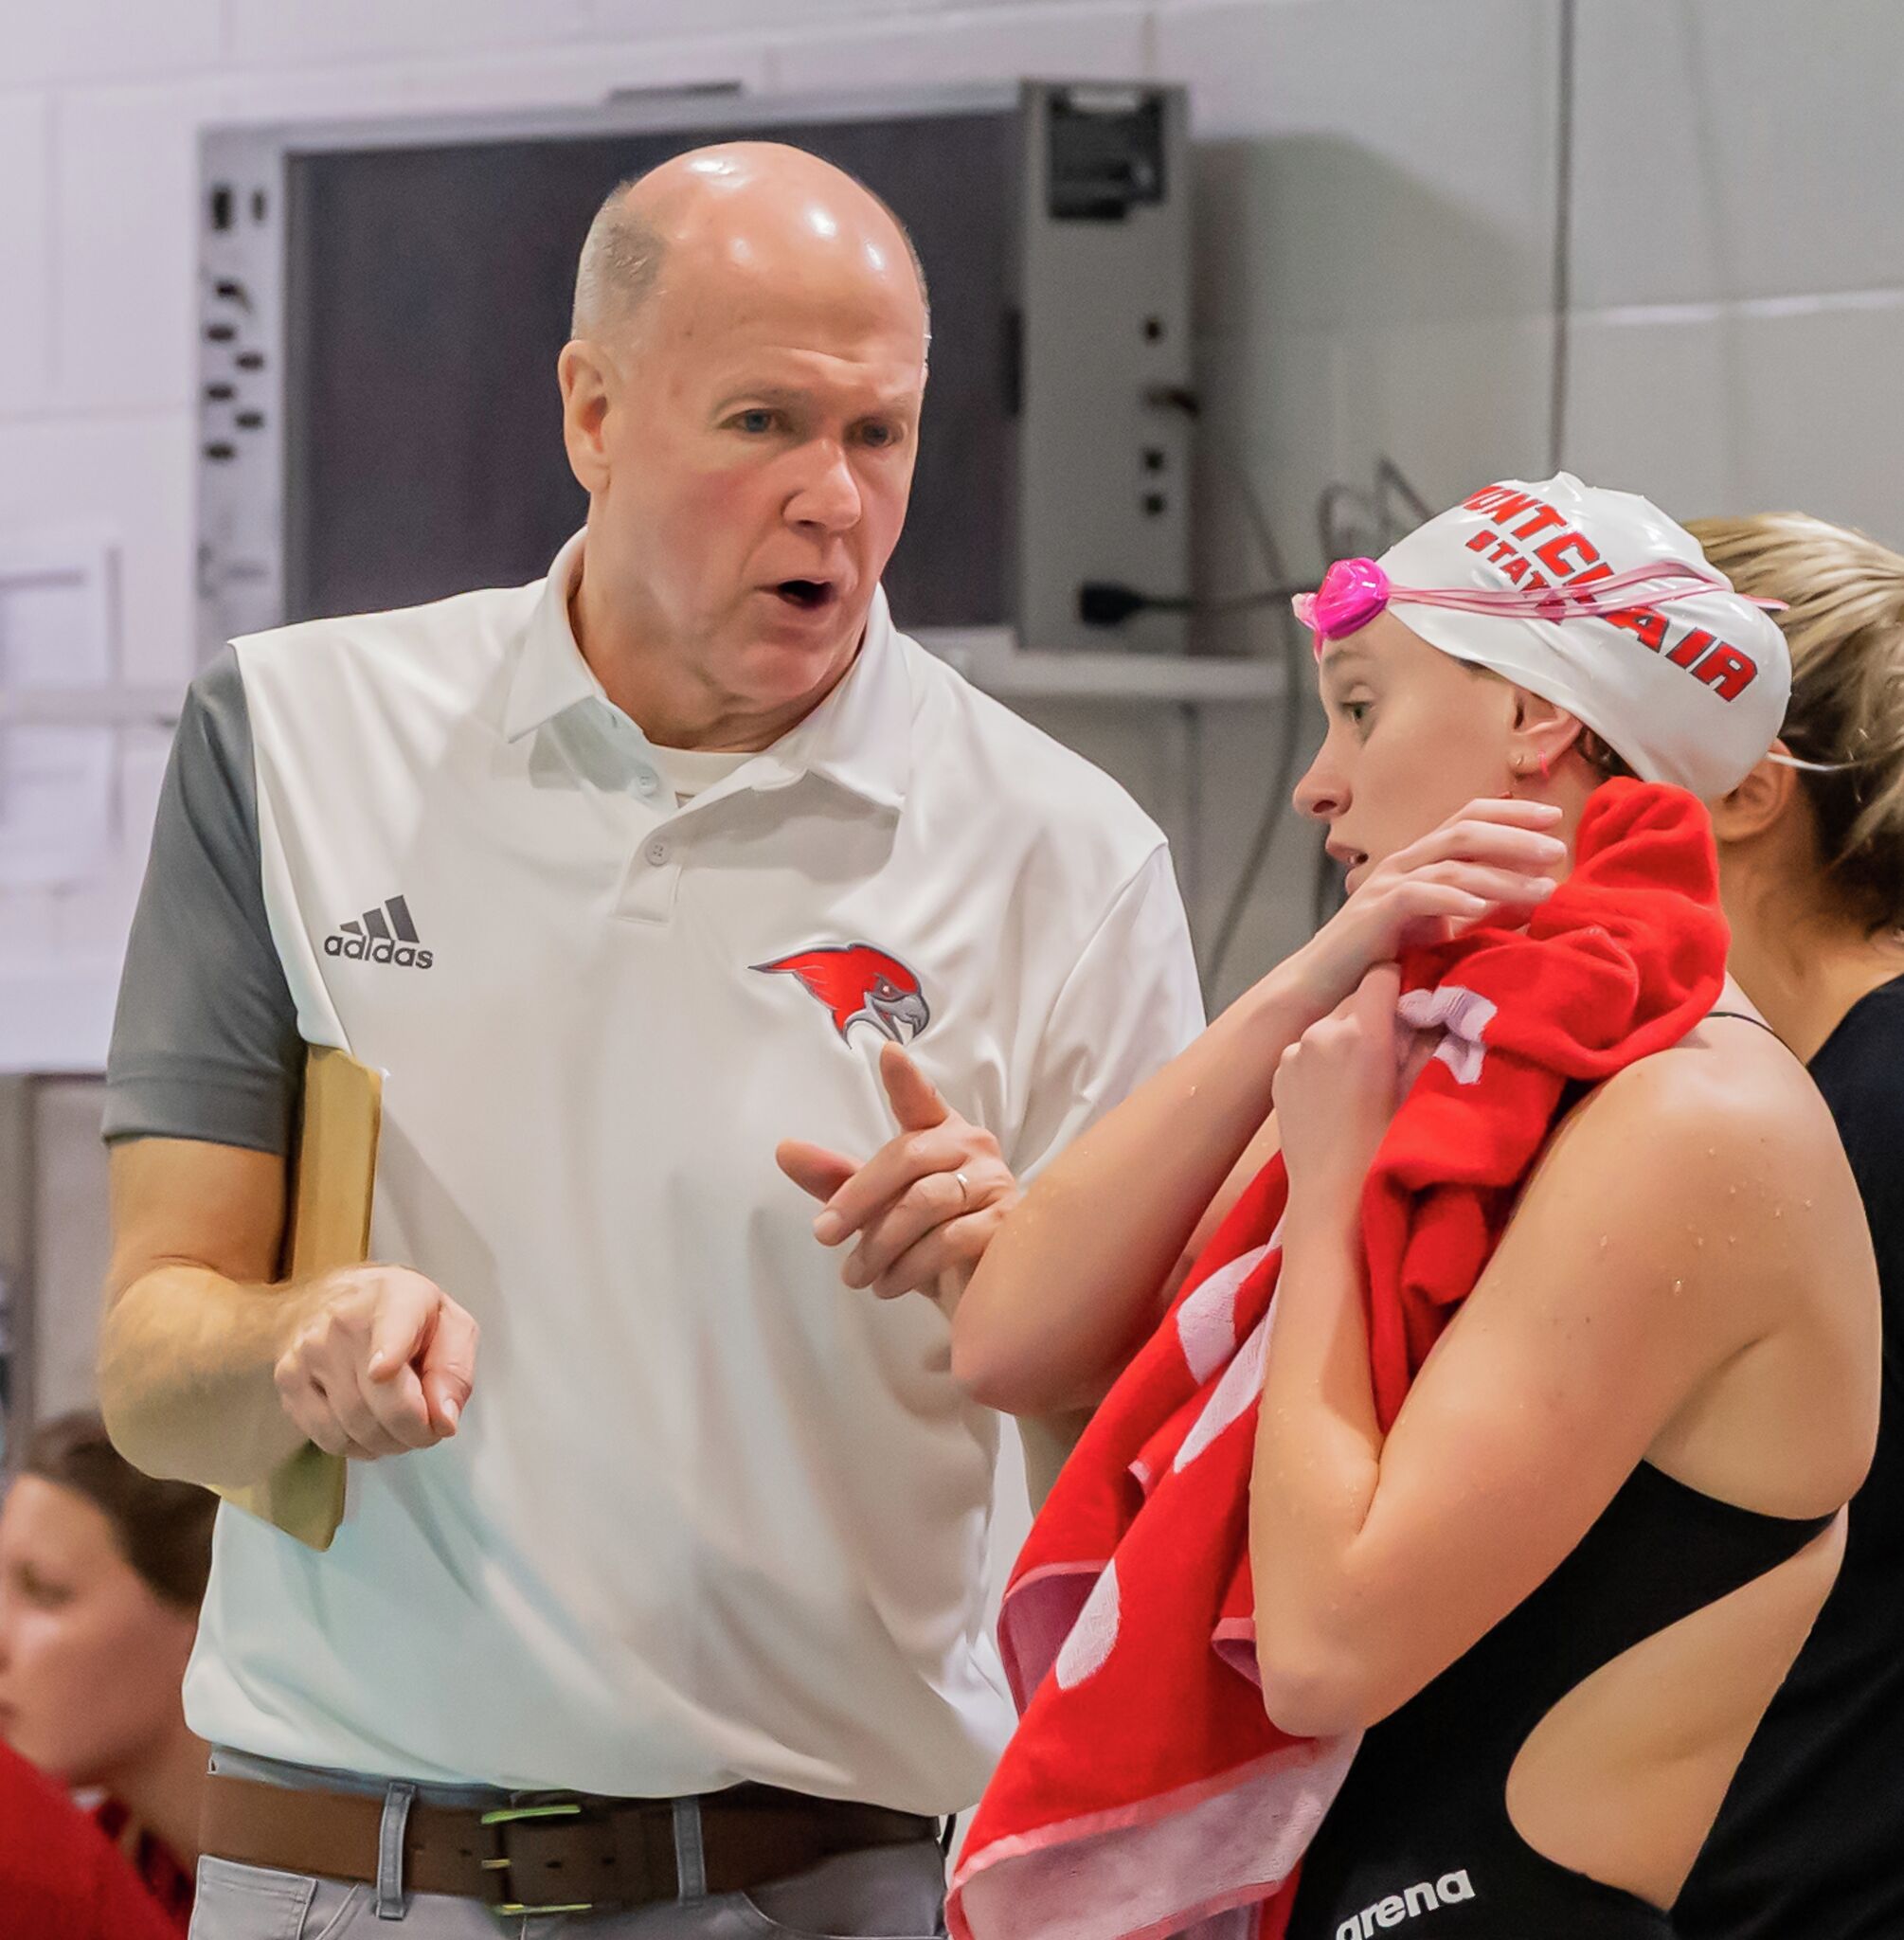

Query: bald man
[98,146,1202,1935]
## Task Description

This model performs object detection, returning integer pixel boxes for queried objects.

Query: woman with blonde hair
[1674,512,1904,1940]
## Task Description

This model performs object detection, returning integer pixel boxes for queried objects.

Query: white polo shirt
[104,533,1204,1809]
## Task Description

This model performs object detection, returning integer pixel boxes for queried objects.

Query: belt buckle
[479,1801,596,1917]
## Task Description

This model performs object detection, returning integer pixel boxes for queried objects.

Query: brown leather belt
[203,1772,938,1915]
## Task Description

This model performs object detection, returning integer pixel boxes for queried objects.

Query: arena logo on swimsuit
[1461,484,1760,701]
[1335,1868,1476,1939]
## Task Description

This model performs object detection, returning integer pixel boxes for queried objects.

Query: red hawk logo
[753,943,930,1044]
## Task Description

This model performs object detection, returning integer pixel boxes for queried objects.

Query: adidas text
[1336,1871,1475,1939]
[326,894,433,969]
[325,934,433,968]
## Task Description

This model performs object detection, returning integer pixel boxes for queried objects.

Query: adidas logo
[324,894,434,969]
[1336,1870,1475,1940]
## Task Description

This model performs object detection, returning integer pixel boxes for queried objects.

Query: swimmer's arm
[955,804,1564,1421]
[1007,1110,1281,1505]
[953,964,1315,1417]
[1248,1062,1818,1739]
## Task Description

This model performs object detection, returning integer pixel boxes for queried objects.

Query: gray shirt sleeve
[102,646,301,1154]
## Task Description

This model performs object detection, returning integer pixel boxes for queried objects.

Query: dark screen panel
[285,114,1015,627]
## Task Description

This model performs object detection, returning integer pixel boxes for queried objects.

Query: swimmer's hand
[1275,964,1404,1210]
[273,1266,477,1459]
[778,1043,1019,1311]
[1289,798,1565,1016]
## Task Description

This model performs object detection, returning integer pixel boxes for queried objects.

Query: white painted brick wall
[765,3,1152,91]
[4,0,224,88]
[0,413,198,683]
[0,94,51,420]
[223,0,591,69]
[3,0,1902,1067]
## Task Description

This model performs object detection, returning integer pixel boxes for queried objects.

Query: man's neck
[568,568,858,754]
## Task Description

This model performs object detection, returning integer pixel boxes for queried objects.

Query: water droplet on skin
[1695,1234,1704,1247]
[1727,1183,1738,1196]
[1672,1279,1684,1294]
[1774,1206,1784,1218]
[1598,1235,1608,1250]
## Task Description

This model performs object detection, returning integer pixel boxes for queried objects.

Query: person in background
[1673,512,1904,1940]
[0,1738,183,1940]
[0,1410,215,1932]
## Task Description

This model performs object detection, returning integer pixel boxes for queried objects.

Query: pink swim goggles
[1293,555,1768,659]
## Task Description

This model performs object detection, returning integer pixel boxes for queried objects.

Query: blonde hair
[1688,513,1904,935]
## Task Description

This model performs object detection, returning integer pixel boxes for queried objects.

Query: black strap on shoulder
[1705,1009,1781,1037]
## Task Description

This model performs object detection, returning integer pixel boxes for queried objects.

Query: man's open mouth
[773,579,838,611]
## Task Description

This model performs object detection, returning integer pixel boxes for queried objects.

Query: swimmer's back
[1286,993,1877,1934]
[1498,997,1872,1906]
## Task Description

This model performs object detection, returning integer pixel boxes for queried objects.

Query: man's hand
[777,1043,1018,1309]
[273,1266,478,1460]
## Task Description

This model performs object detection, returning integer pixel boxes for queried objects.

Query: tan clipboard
[213,1044,380,1551]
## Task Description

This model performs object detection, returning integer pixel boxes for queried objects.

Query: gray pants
[189,1757,949,1940]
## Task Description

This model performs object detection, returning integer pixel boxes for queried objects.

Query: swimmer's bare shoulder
[1519,1016,1879,1511]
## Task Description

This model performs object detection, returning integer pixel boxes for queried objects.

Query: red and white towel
[948,781,1731,1940]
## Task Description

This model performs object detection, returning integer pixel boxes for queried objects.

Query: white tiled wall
[1569,0,1904,310]
[0,95,50,420]
[6,0,225,88]
[1560,0,1904,537]
[769,2,1152,90]
[2,0,1901,1071]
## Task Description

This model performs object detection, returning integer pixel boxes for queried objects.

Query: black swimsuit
[1286,1464,1832,1938]
[1289,1013,1823,1940]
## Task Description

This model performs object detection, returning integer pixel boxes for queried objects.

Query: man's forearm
[99,1265,317,1488]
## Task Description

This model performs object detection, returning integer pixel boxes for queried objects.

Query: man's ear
[1710,744,1800,842]
[557,338,617,495]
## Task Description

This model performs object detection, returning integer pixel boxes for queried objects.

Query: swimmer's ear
[1507,689,1583,779]
[1711,745,1799,844]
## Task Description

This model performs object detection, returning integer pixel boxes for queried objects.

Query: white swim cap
[1367,474,1791,799]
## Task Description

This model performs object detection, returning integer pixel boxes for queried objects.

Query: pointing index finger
[880,1042,949,1134]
